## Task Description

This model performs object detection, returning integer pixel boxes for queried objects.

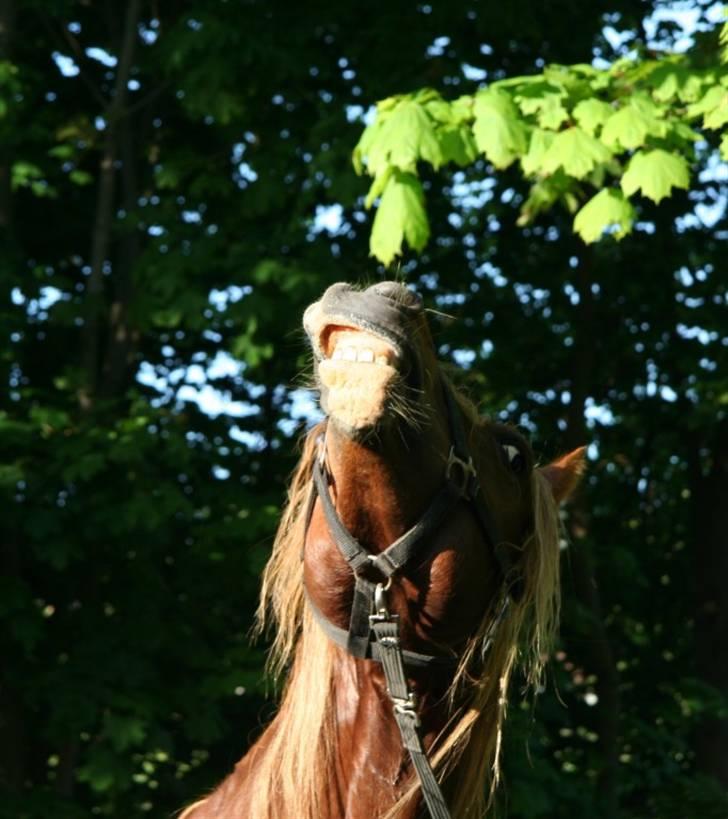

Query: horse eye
[503,444,525,473]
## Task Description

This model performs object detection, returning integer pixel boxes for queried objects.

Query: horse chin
[317,358,399,436]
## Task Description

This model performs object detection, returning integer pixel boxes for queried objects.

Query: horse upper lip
[303,283,416,365]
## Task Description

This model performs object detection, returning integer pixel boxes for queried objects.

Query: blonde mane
[236,387,562,819]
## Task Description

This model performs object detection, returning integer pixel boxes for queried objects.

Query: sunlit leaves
[521,128,556,175]
[438,124,478,166]
[601,99,667,150]
[354,98,443,176]
[539,127,612,179]
[377,100,442,171]
[572,98,613,135]
[11,161,55,197]
[621,149,690,203]
[473,88,528,169]
[354,38,728,261]
[573,189,635,243]
[369,170,429,265]
[513,80,569,129]
[687,85,728,129]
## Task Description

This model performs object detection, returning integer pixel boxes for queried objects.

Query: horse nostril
[368,281,423,310]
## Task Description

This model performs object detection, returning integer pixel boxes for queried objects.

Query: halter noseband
[303,380,522,819]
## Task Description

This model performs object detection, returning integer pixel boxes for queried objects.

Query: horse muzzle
[304,282,425,431]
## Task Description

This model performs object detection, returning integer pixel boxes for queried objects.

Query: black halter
[303,380,522,819]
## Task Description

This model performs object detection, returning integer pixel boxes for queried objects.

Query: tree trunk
[0,539,27,793]
[100,97,141,398]
[690,418,728,786]
[0,0,14,231]
[0,0,27,795]
[79,0,141,408]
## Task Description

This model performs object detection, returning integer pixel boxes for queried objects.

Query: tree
[354,21,728,262]
[0,2,725,818]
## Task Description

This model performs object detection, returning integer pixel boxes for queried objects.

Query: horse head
[301,281,535,648]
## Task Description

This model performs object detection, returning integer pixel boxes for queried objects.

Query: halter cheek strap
[304,382,520,819]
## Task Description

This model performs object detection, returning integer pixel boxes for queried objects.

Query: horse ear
[539,446,587,504]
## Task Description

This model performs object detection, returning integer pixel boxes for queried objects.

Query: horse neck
[322,415,450,544]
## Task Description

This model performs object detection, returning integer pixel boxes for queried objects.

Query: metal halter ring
[373,580,393,618]
[445,446,478,499]
[392,693,421,727]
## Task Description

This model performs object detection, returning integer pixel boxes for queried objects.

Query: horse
[181,281,585,819]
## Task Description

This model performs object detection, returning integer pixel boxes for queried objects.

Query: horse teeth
[343,346,357,361]
[375,355,388,366]
[357,348,374,363]
[332,347,343,360]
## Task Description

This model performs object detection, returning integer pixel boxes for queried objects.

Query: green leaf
[650,66,682,103]
[48,144,75,159]
[573,188,635,243]
[104,713,147,752]
[621,149,690,203]
[369,170,429,266]
[423,98,455,124]
[540,127,612,179]
[449,95,474,124]
[513,81,569,129]
[353,121,377,175]
[0,463,24,488]
[473,88,528,169]
[11,161,43,190]
[686,85,725,119]
[360,100,443,175]
[521,128,556,176]
[678,72,710,103]
[703,89,728,130]
[69,169,93,186]
[572,99,614,135]
[535,94,570,129]
[601,102,666,151]
[516,170,576,226]
[364,167,392,208]
[438,124,478,166]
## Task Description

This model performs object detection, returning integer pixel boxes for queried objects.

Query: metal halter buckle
[446,446,478,499]
[392,692,421,727]
[369,581,397,625]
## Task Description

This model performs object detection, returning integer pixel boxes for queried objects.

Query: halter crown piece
[304,378,521,819]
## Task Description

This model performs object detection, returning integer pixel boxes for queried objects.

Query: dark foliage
[0,2,725,817]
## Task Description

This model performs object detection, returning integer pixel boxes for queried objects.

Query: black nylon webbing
[312,459,371,574]
[306,593,456,668]
[371,603,452,819]
[369,482,462,577]
[347,575,376,656]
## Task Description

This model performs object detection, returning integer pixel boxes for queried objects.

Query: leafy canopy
[354,22,728,260]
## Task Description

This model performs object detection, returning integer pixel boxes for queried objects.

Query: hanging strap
[370,583,452,819]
